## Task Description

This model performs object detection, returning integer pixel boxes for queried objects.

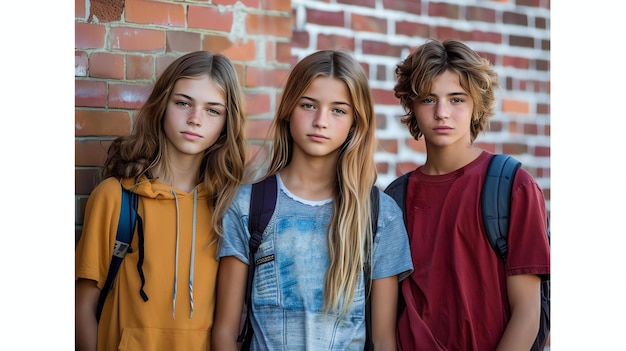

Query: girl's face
[412,69,474,150]
[163,75,226,161]
[289,76,354,162]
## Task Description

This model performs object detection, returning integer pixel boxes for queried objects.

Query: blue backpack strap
[481,154,521,259]
[96,185,139,322]
[363,185,379,351]
[238,175,278,349]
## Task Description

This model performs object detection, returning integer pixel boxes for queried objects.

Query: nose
[313,109,329,128]
[187,108,202,126]
[435,101,449,120]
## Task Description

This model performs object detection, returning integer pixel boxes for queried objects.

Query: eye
[206,108,221,115]
[300,103,315,110]
[332,108,347,114]
[451,97,464,103]
[422,98,435,104]
[175,101,191,107]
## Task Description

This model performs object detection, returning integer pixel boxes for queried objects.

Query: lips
[308,133,328,142]
[182,131,202,140]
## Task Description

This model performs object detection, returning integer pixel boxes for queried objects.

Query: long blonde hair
[265,50,377,315]
[100,51,247,237]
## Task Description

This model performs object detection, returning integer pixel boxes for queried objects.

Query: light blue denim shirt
[218,174,413,350]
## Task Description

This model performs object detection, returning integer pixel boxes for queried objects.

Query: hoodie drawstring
[170,188,198,319]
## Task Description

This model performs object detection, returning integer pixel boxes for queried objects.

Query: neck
[422,144,482,175]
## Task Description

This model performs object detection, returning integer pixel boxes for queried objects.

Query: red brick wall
[75,0,550,347]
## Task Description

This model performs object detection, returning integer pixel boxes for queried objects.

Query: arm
[75,278,100,351]
[495,274,541,351]
[212,256,248,351]
[371,276,399,351]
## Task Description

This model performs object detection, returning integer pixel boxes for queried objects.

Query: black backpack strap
[384,172,412,224]
[481,154,521,259]
[364,186,379,351]
[97,186,139,322]
[238,175,278,349]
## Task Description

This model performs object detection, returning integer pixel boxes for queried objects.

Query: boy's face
[412,69,474,149]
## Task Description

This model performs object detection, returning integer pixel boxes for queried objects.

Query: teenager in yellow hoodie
[75,51,247,351]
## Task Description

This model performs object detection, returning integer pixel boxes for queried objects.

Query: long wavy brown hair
[99,51,247,237]
[265,50,377,316]
[394,38,500,142]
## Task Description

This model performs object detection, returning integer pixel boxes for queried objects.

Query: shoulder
[88,177,124,204]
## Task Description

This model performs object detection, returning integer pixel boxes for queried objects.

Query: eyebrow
[301,96,352,107]
[173,93,226,108]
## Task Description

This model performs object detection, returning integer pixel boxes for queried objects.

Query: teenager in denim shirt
[212,50,414,351]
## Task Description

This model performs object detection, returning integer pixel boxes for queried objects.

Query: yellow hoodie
[76,176,219,350]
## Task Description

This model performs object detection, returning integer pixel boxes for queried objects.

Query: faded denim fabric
[218,175,413,350]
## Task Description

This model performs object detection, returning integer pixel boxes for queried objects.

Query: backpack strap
[96,185,139,322]
[384,172,412,224]
[238,175,278,349]
[481,154,522,259]
[363,185,379,351]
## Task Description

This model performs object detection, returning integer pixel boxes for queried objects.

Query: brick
[523,123,538,135]
[75,80,107,107]
[75,110,131,137]
[502,99,530,114]
[108,83,152,109]
[503,11,528,26]
[536,59,549,71]
[337,0,375,7]
[502,55,530,69]
[125,0,185,27]
[474,142,496,153]
[534,145,550,157]
[536,17,548,30]
[469,31,502,44]
[396,21,431,38]
[509,35,535,48]
[433,26,463,42]
[276,42,291,64]
[362,40,402,57]
[352,14,387,34]
[317,34,355,51]
[488,120,503,132]
[75,51,88,77]
[375,162,389,175]
[75,168,100,194]
[88,0,122,23]
[466,6,496,22]
[215,0,258,7]
[502,142,528,155]
[377,138,398,154]
[246,13,291,37]
[396,161,421,176]
[428,2,460,19]
[306,9,344,28]
[188,5,233,32]
[406,138,426,153]
[157,55,178,77]
[126,54,155,80]
[110,27,165,52]
[75,139,113,167]
[382,0,420,14]
[244,93,271,116]
[245,118,273,139]
[75,22,106,49]
[517,0,543,7]
[89,52,125,79]
[76,0,86,19]
[167,31,202,53]
[246,67,291,88]
[222,38,257,61]
[264,0,291,12]
[541,39,550,51]
[537,103,550,115]
[371,88,400,106]
[292,30,310,48]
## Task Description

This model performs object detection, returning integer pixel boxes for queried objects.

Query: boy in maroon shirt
[386,39,550,351]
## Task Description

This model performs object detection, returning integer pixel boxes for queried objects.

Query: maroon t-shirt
[396,151,550,351]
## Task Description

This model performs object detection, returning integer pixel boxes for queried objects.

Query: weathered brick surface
[74,2,552,288]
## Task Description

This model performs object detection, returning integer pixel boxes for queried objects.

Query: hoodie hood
[121,176,207,319]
